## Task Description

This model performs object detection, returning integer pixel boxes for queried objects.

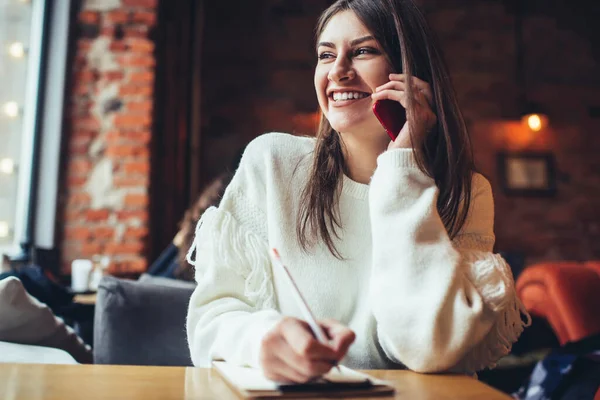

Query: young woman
[186,0,530,382]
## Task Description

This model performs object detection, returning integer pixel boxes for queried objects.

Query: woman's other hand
[259,317,355,383]
[371,73,437,149]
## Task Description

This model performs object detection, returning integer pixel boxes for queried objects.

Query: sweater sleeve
[368,149,530,374]
[185,140,284,368]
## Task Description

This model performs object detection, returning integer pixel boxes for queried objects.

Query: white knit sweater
[186,132,530,374]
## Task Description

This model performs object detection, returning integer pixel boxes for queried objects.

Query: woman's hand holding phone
[371,74,437,150]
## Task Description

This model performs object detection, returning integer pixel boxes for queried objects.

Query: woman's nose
[328,57,356,83]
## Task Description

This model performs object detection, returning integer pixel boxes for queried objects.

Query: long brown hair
[297,0,475,258]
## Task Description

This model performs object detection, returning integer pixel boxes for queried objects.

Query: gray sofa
[93,275,196,366]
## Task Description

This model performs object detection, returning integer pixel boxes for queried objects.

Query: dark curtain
[149,0,203,263]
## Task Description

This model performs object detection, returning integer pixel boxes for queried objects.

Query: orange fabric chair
[516,261,600,346]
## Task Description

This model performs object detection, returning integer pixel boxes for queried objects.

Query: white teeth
[332,92,367,101]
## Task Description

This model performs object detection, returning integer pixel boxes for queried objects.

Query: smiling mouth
[329,91,371,103]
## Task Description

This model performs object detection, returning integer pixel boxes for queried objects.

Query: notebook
[212,361,395,399]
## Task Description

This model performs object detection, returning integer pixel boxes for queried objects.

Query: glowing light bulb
[521,113,548,132]
[0,221,9,238]
[527,114,542,131]
[0,158,15,174]
[9,42,26,58]
[3,102,20,118]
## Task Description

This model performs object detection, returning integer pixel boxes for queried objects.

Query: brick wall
[59,0,157,275]
[422,1,600,263]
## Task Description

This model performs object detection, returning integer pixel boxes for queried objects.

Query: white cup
[71,259,93,292]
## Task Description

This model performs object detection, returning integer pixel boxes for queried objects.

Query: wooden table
[0,363,512,399]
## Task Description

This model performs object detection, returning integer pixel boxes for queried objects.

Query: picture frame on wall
[497,152,557,196]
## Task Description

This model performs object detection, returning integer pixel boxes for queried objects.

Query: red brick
[106,144,135,157]
[74,83,92,96]
[122,131,151,143]
[67,192,91,206]
[74,54,87,67]
[93,226,116,240]
[105,130,121,143]
[69,159,92,175]
[73,117,101,131]
[106,258,148,275]
[86,209,110,221]
[106,10,129,25]
[101,27,115,36]
[113,176,149,187]
[127,38,155,53]
[77,39,93,52]
[65,209,84,221]
[129,71,154,83]
[105,241,145,255]
[106,145,149,158]
[124,193,149,207]
[123,0,158,8]
[127,101,153,113]
[72,129,96,141]
[81,242,103,257]
[131,11,156,26]
[74,69,95,83]
[79,11,100,25]
[103,70,125,81]
[64,226,91,240]
[123,161,150,174]
[116,210,148,222]
[114,113,152,128]
[119,84,153,97]
[123,26,149,38]
[68,176,87,187]
[118,55,155,68]
[109,41,127,52]
[122,257,148,273]
[125,226,149,239]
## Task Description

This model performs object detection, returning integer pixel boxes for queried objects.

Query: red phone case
[372,100,407,141]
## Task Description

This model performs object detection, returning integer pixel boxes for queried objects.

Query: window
[0,0,48,260]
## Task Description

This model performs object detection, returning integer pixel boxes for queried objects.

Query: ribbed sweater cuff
[376,148,419,169]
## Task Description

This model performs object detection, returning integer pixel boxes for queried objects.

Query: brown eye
[318,52,335,60]
[354,47,379,56]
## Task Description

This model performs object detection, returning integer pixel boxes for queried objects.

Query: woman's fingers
[280,318,339,361]
[263,352,312,383]
[372,87,430,111]
[261,321,333,383]
[276,338,335,380]
[260,317,356,384]
[371,89,408,108]
[386,73,434,106]
[319,319,356,358]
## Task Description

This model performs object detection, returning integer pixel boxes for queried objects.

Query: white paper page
[212,362,384,391]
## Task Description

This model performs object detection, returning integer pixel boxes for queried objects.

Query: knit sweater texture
[186,132,530,374]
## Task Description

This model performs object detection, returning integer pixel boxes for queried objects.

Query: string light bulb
[0,158,15,175]
[3,102,20,118]
[8,42,26,58]
[0,221,9,238]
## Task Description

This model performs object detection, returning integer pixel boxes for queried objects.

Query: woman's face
[314,10,393,137]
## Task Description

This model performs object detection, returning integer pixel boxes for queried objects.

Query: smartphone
[372,99,407,141]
